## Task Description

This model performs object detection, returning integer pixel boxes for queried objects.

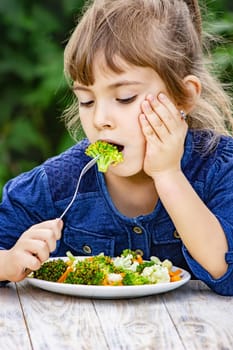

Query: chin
[109,161,143,177]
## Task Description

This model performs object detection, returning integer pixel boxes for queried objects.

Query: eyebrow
[72,80,143,91]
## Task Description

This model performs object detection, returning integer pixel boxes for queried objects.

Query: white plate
[26,257,191,299]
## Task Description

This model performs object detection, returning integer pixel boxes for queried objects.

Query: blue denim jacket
[1,130,233,295]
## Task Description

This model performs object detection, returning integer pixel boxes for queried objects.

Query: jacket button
[133,226,143,234]
[82,245,92,254]
[173,230,181,239]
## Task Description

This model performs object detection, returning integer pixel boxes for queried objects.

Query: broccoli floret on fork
[85,140,124,172]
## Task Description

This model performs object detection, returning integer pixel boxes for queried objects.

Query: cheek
[79,111,89,126]
[126,117,146,158]
[134,117,147,159]
[127,113,145,142]
[79,114,93,136]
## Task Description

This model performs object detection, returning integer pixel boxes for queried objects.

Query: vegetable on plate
[32,250,183,286]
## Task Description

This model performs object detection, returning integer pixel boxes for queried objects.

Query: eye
[116,96,137,104]
[79,100,94,107]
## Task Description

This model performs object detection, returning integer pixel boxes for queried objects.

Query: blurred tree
[200,0,233,86]
[0,0,85,191]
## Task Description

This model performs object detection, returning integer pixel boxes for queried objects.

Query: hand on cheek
[139,93,188,177]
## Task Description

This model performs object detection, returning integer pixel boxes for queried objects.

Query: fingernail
[158,93,167,101]
[147,94,155,102]
[56,218,63,229]
[142,100,150,112]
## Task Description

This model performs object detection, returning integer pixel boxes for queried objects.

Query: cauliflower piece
[107,273,123,285]
[141,265,170,283]
[113,254,139,272]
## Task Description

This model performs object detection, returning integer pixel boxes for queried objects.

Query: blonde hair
[64,0,233,150]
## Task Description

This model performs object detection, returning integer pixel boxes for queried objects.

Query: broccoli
[65,255,115,285]
[31,250,177,286]
[32,259,67,282]
[136,260,156,274]
[85,140,124,172]
[122,270,149,285]
[121,249,137,259]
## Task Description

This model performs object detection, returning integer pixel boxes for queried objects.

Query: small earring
[180,110,186,120]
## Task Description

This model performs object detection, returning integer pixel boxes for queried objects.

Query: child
[0,0,233,295]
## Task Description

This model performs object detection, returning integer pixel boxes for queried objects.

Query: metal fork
[59,156,99,219]
[23,158,98,275]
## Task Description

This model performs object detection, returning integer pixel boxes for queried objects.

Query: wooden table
[0,280,232,350]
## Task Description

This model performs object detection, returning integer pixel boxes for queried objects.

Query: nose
[93,101,114,129]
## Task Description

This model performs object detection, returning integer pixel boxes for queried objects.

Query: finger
[22,254,42,273]
[141,101,171,143]
[141,100,165,129]
[146,94,180,134]
[23,267,32,275]
[22,238,51,262]
[39,218,63,239]
[140,113,161,141]
[13,252,42,279]
[25,219,63,241]
[26,228,58,252]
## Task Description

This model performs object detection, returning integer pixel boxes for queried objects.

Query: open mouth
[109,142,124,152]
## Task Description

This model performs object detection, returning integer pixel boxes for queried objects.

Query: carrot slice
[170,275,182,282]
[169,269,182,282]
[135,255,143,264]
[57,266,73,283]
[169,269,182,276]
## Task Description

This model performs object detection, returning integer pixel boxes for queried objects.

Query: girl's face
[73,53,168,177]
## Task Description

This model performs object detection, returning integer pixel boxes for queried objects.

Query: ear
[182,75,202,113]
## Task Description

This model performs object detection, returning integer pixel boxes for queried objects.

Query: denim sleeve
[183,139,233,296]
[0,166,57,251]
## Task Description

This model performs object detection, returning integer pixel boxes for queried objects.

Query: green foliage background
[0,0,233,193]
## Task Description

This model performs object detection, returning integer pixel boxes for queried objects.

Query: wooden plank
[163,280,233,350]
[16,281,109,350]
[15,279,233,350]
[93,295,185,350]
[0,283,32,350]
